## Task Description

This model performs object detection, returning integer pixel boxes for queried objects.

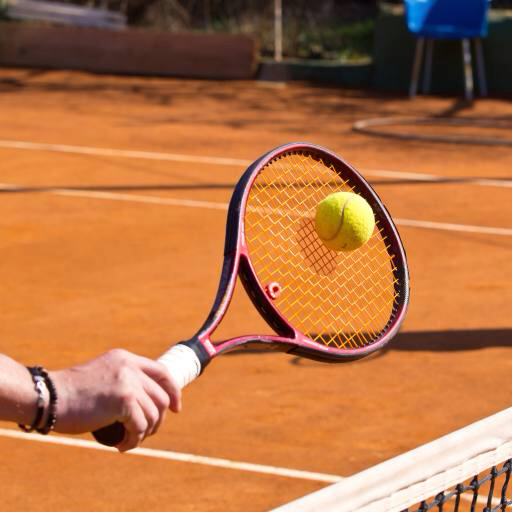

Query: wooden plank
[0,22,257,79]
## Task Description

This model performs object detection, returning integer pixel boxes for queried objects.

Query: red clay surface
[0,68,511,511]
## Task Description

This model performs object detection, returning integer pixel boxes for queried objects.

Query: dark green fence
[373,8,512,95]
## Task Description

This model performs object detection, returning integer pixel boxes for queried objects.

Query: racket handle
[92,344,202,447]
[157,343,202,389]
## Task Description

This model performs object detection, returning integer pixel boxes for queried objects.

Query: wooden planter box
[0,22,257,79]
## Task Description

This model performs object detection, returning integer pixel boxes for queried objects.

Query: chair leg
[422,38,433,94]
[410,37,425,98]
[474,38,488,97]
[462,38,474,101]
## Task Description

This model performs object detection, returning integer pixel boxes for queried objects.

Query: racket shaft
[92,344,202,447]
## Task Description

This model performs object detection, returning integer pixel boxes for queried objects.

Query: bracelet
[36,367,58,435]
[18,366,47,433]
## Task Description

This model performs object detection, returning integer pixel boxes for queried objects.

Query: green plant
[294,18,375,61]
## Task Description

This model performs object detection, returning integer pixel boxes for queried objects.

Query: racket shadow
[285,328,512,367]
[387,328,512,352]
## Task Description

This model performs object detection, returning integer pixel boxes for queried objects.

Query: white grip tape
[157,344,201,390]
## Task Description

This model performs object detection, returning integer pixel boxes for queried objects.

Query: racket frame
[181,142,409,368]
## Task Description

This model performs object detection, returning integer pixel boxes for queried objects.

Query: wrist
[48,369,71,432]
[37,367,58,434]
[18,367,58,435]
[37,383,51,430]
[18,367,49,432]
[13,363,43,425]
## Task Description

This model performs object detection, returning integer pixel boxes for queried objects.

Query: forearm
[0,354,40,425]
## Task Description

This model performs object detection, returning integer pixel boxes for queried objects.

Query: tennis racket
[93,142,409,446]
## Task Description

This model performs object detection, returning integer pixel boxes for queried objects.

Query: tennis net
[271,408,512,512]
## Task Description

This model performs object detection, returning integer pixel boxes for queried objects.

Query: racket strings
[244,152,400,350]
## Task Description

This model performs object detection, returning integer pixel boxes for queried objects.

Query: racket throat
[178,336,212,374]
[238,255,295,339]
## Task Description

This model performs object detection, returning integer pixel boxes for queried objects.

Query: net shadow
[0,183,235,193]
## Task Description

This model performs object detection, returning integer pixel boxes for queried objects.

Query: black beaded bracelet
[18,367,47,433]
[35,366,58,435]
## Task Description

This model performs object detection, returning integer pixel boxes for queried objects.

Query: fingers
[116,397,148,452]
[113,355,182,452]
[118,390,163,452]
[138,357,183,413]
[141,373,171,436]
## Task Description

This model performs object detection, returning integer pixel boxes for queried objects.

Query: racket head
[192,142,409,363]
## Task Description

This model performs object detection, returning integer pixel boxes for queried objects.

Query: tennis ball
[314,192,375,252]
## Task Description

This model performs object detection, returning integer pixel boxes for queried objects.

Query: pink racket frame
[182,142,409,370]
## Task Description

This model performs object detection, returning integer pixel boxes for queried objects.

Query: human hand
[50,349,182,452]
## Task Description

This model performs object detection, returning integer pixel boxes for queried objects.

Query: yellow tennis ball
[314,192,375,251]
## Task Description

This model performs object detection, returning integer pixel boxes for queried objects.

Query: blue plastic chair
[404,0,490,99]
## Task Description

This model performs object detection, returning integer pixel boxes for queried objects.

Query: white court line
[0,428,493,505]
[394,218,512,237]
[0,428,493,506]
[54,188,512,238]
[55,189,229,210]
[363,169,512,188]
[0,427,342,483]
[0,138,511,189]
[2,185,511,237]
[0,139,250,167]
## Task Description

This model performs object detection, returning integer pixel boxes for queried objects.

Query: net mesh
[243,151,400,350]
[404,462,512,511]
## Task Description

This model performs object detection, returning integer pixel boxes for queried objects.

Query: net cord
[270,407,512,512]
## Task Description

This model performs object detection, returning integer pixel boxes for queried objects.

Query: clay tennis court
[0,68,511,511]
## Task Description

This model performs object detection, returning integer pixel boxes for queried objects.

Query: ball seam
[321,196,354,242]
